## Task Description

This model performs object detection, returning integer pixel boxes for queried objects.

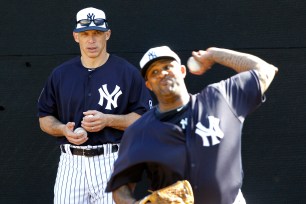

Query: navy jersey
[106,70,262,204]
[37,55,152,145]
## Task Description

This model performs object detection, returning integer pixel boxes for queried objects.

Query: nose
[89,37,95,43]
[161,70,169,75]
[88,34,96,43]
[157,70,169,78]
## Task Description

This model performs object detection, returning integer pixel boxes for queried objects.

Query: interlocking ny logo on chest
[195,116,224,147]
[98,84,122,110]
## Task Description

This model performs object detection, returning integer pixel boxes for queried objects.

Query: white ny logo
[180,118,188,129]
[98,84,122,110]
[195,116,224,147]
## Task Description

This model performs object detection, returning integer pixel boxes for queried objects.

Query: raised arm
[191,47,278,94]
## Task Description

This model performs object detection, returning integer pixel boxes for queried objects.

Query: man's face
[145,59,186,99]
[73,30,111,59]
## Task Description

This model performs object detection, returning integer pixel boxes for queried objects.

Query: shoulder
[135,107,156,122]
[106,55,144,83]
[126,108,156,131]
[194,71,260,106]
[208,70,259,94]
[108,54,139,73]
[52,57,81,75]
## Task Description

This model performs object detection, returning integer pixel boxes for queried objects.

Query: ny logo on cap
[87,13,95,20]
[148,51,157,60]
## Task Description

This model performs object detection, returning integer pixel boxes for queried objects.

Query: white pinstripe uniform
[54,144,118,204]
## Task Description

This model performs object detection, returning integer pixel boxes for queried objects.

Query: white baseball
[74,127,87,137]
[187,57,202,72]
[85,115,94,118]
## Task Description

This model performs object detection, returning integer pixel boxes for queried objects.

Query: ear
[105,30,111,41]
[181,65,187,78]
[73,32,79,43]
[145,81,153,91]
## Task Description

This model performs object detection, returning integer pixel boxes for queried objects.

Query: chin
[87,53,99,58]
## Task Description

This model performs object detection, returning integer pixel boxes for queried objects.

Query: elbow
[257,63,278,94]
[38,117,48,133]
[271,64,279,74]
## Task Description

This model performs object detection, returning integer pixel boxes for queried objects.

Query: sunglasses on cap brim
[76,18,108,27]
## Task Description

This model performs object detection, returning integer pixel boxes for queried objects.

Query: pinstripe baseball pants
[54,144,118,204]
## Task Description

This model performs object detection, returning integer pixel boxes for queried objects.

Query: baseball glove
[139,180,194,204]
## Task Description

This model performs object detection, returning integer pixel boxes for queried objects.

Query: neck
[81,52,109,69]
[157,90,190,113]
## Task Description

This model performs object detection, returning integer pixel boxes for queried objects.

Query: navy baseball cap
[74,7,109,33]
[139,46,181,78]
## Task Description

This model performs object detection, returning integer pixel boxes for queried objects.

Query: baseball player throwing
[106,46,278,203]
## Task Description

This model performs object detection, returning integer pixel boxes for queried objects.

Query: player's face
[73,30,111,59]
[145,59,186,99]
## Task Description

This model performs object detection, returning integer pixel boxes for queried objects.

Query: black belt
[60,144,119,157]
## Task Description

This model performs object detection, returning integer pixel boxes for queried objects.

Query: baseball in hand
[74,127,87,137]
[187,57,202,72]
[85,115,94,118]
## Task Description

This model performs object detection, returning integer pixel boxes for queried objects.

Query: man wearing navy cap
[37,7,152,204]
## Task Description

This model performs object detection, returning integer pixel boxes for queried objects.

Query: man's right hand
[64,122,88,145]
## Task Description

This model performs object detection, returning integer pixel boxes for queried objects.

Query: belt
[60,144,119,157]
